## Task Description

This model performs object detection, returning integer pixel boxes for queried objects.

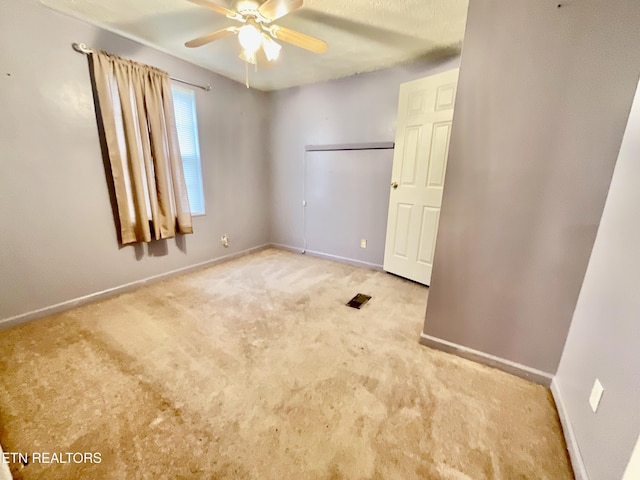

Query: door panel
[383,69,459,285]
[427,122,451,187]
[435,83,457,110]
[401,126,421,185]
[393,203,413,258]
[417,206,440,265]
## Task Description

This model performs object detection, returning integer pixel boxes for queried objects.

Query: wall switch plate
[360,239,367,248]
[589,378,604,412]
[221,234,229,248]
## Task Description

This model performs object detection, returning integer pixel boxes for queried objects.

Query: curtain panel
[91,51,193,244]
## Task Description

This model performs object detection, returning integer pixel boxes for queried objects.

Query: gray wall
[0,0,270,322]
[423,0,640,374]
[304,149,393,266]
[555,77,640,480]
[269,57,460,253]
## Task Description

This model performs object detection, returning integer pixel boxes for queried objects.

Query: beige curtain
[91,51,193,244]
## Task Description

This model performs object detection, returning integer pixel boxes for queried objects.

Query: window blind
[172,85,205,215]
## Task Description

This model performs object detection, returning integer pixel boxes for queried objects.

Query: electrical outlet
[360,239,367,249]
[221,234,229,248]
[589,378,604,412]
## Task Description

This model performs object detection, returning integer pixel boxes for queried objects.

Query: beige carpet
[0,248,573,479]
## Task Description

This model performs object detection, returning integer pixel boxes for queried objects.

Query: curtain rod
[72,43,212,92]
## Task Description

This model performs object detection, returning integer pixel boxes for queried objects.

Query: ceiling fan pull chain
[245,60,250,89]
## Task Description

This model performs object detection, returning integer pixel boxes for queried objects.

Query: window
[172,85,205,216]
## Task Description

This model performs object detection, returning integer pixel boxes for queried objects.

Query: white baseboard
[304,249,384,271]
[0,244,270,331]
[551,378,589,480]
[270,243,304,254]
[419,333,554,386]
[270,244,384,271]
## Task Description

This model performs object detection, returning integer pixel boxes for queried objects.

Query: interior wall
[422,0,640,374]
[269,57,460,254]
[0,0,271,323]
[304,149,394,267]
[554,76,640,480]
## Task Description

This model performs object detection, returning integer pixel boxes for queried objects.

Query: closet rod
[72,43,212,92]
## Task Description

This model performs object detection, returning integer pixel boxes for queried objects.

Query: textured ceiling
[40,0,468,91]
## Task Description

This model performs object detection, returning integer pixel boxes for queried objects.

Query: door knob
[391,182,399,189]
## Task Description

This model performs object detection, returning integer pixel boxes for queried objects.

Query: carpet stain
[0,249,574,479]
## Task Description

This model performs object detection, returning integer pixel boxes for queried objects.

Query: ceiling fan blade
[270,25,327,54]
[258,0,303,21]
[185,27,237,48]
[186,0,237,17]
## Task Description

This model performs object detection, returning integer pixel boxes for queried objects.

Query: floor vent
[346,293,371,309]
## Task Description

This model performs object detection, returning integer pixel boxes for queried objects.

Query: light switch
[360,239,367,249]
[589,379,604,412]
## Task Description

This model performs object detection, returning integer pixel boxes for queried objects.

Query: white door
[383,69,459,285]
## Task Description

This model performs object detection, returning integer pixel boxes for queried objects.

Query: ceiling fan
[184,0,328,67]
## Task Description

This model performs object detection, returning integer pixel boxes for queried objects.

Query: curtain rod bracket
[72,42,92,54]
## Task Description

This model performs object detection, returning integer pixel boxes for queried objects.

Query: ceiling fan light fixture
[238,24,262,53]
[236,0,260,12]
[185,0,327,72]
[262,34,281,61]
